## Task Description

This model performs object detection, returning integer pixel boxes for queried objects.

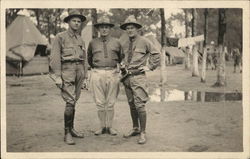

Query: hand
[139,66,150,72]
[55,77,63,89]
[82,78,89,90]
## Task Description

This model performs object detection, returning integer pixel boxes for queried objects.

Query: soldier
[50,9,87,145]
[120,16,160,144]
[232,48,242,73]
[88,16,123,136]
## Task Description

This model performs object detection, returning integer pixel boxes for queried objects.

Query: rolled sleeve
[147,41,160,70]
[50,35,62,77]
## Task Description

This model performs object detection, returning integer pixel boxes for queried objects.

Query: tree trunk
[201,9,208,82]
[201,46,207,82]
[47,16,51,43]
[160,8,167,87]
[191,9,199,76]
[91,9,98,39]
[184,9,191,69]
[214,9,227,87]
[34,9,41,31]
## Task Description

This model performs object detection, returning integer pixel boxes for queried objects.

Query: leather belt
[63,60,83,65]
[94,66,116,70]
[128,69,145,76]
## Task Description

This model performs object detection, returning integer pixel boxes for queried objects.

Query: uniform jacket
[50,28,87,77]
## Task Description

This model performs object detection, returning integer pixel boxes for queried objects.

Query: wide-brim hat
[94,16,114,28]
[120,15,142,30]
[64,9,86,23]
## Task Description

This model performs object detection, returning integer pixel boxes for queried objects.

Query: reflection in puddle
[149,87,242,102]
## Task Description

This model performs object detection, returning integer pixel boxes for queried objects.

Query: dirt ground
[6,62,243,152]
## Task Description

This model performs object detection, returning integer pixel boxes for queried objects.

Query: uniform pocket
[62,48,75,61]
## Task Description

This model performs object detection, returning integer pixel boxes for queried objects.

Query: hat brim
[94,23,115,28]
[120,22,142,30]
[64,14,86,23]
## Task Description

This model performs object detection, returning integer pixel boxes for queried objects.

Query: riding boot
[64,105,75,145]
[70,108,84,138]
[123,106,140,138]
[106,109,117,135]
[94,110,106,135]
[138,111,147,144]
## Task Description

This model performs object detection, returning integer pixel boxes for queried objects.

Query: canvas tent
[6,14,49,76]
[146,34,185,64]
[165,47,185,64]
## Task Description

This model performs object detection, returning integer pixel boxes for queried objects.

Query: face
[125,24,138,38]
[98,25,111,37]
[68,17,82,31]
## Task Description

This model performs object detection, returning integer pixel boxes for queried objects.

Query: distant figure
[206,41,216,70]
[232,48,242,73]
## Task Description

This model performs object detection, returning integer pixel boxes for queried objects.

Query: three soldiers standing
[50,10,160,145]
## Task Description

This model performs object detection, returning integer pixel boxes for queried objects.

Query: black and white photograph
[1,0,250,159]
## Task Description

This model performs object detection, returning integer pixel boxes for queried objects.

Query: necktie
[103,39,108,58]
[127,40,133,64]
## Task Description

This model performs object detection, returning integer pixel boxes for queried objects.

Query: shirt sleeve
[146,40,161,70]
[50,34,62,77]
[82,41,88,79]
[87,42,94,68]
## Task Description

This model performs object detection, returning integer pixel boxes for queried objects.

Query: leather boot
[94,110,106,135]
[70,108,84,138]
[138,111,147,144]
[130,105,139,129]
[123,105,140,138]
[64,104,75,145]
[64,128,75,145]
[123,127,140,138]
[106,110,117,135]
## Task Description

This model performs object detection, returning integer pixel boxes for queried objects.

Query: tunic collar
[67,28,80,38]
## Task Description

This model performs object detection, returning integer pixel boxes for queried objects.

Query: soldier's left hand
[82,78,89,90]
[139,66,150,72]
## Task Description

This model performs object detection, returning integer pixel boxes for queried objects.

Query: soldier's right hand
[55,77,63,89]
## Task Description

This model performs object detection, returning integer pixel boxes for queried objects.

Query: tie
[103,38,108,58]
[127,40,133,64]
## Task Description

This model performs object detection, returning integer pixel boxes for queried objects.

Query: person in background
[232,48,242,73]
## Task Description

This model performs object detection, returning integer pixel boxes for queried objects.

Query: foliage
[6,8,242,51]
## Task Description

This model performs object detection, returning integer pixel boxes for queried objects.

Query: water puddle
[148,87,242,102]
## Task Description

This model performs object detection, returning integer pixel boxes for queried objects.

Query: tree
[201,9,208,82]
[160,8,167,102]
[6,9,21,28]
[191,9,199,77]
[184,9,191,69]
[213,9,227,87]
[91,9,98,39]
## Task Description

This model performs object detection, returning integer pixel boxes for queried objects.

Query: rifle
[49,74,76,103]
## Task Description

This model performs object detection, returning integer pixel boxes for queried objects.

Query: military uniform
[88,17,123,135]
[50,9,87,145]
[120,16,160,144]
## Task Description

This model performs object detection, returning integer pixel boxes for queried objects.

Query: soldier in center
[120,15,160,144]
[88,16,123,135]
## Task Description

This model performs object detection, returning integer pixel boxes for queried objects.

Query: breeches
[123,74,149,112]
[61,62,85,105]
[90,68,120,111]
